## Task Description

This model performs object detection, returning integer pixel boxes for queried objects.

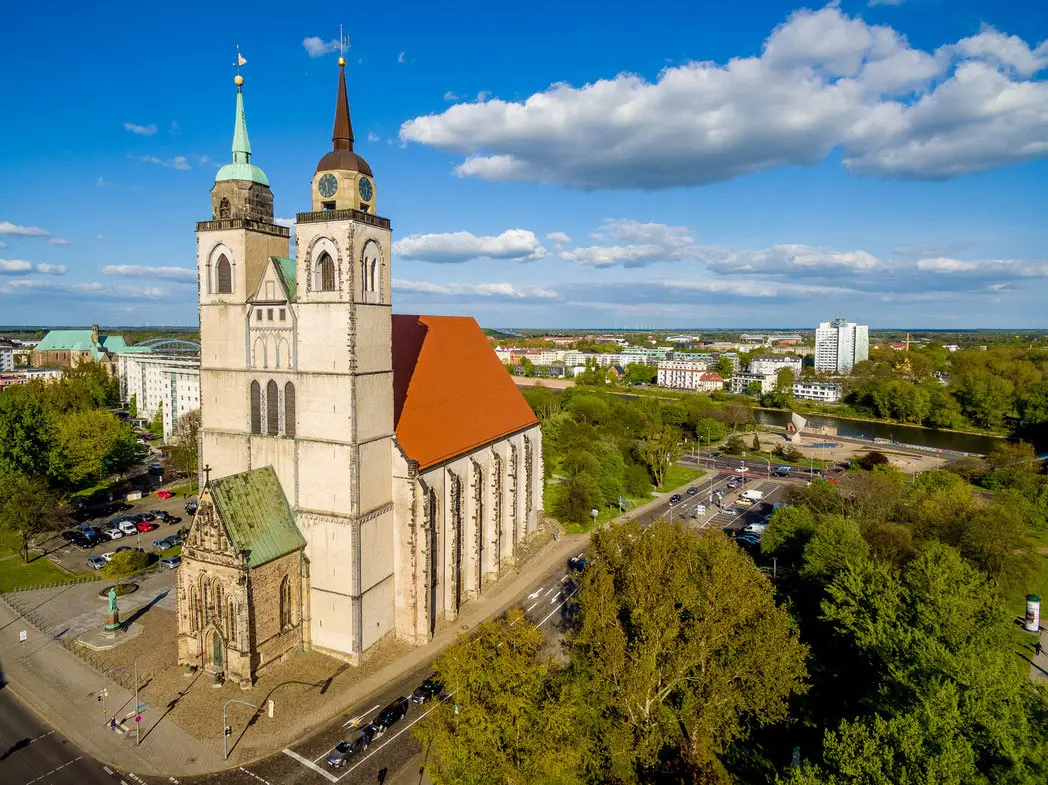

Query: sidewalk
[0,485,688,777]
[1030,627,1048,684]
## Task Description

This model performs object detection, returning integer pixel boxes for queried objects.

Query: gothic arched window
[279,575,292,629]
[362,241,380,300]
[216,254,232,294]
[284,382,296,438]
[188,587,199,633]
[317,252,335,292]
[266,380,279,436]
[213,580,224,623]
[218,198,231,219]
[250,381,261,434]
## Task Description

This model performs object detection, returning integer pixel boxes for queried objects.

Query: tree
[148,402,164,438]
[415,611,589,785]
[522,386,561,420]
[636,426,683,488]
[751,432,761,452]
[520,357,535,377]
[0,383,59,480]
[714,356,736,378]
[169,410,201,480]
[762,369,796,409]
[127,393,138,419]
[623,463,653,497]
[101,549,152,579]
[746,381,763,396]
[624,363,657,386]
[722,433,747,455]
[858,450,889,471]
[723,402,753,431]
[552,472,601,524]
[0,472,60,563]
[574,521,808,780]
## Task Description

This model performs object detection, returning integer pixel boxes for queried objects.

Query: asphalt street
[0,687,119,785]
[172,463,806,785]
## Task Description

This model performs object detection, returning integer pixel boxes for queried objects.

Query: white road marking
[282,749,338,782]
[544,586,557,597]
[340,704,380,729]
[560,575,569,583]
[549,593,561,604]
[103,767,113,775]
[23,757,83,784]
[239,767,273,785]
[337,703,442,781]
[537,587,579,628]
[527,588,543,599]
[526,602,538,612]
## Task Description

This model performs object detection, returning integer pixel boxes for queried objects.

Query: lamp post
[758,455,771,479]
[591,508,599,530]
[223,699,261,760]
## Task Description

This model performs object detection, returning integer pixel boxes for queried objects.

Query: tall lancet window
[317,252,335,292]
[218,198,231,219]
[249,381,261,434]
[284,382,296,438]
[266,380,279,436]
[216,255,232,294]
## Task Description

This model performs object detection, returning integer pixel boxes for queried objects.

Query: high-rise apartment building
[814,319,869,374]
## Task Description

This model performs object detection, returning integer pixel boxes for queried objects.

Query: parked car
[155,511,179,524]
[743,523,767,535]
[87,556,107,570]
[136,521,159,533]
[686,486,698,495]
[148,464,164,474]
[326,727,374,768]
[669,494,682,504]
[133,512,156,523]
[60,530,80,543]
[153,537,174,551]
[155,489,174,500]
[118,520,139,536]
[159,556,182,570]
[735,535,761,548]
[371,698,410,734]
[411,675,445,704]
[568,554,587,572]
[185,501,198,515]
[104,528,125,540]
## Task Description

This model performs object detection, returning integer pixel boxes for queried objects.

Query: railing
[195,218,290,237]
[3,572,101,593]
[295,209,391,230]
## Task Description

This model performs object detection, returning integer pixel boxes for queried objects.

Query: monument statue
[108,586,118,613]
[103,585,123,637]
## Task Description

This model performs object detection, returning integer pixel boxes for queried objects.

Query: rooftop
[208,466,306,568]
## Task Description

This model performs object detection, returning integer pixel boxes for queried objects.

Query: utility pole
[223,699,261,760]
[135,660,140,746]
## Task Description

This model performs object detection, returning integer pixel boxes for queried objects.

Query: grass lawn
[0,530,77,593]
[656,466,706,494]
[160,545,183,558]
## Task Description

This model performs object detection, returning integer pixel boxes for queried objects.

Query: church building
[176,62,544,686]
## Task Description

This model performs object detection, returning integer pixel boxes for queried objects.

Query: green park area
[0,530,76,593]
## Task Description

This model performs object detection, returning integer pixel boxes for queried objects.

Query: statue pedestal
[103,610,124,639]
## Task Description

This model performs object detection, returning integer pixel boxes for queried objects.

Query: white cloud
[131,155,191,170]
[367,131,381,143]
[0,221,50,237]
[123,122,158,136]
[868,0,905,6]
[96,234,104,241]
[398,51,407,64]
[101,265,197,281]
[893,243,964,257]
[35,263,67,275]
[393,279,558,298]
[96,176,111,187]
[545,231,571,244]
[443,91,461,102]
[0,259,32,274]
[47,238,72,246]
[303,36,341,58]
[400,6,1048,188]
[697,244,882,275]
[916,257,1048,276]
[393,229,547,263]
[170,121,181,134]
[476,90,491,102]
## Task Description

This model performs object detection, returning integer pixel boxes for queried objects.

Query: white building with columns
[177,63,544,685]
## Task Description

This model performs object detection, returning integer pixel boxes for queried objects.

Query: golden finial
[338,56,346,67]
[234,74,244,87]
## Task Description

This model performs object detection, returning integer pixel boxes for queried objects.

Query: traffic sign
[135,715,142,723]
[18,630,27,643]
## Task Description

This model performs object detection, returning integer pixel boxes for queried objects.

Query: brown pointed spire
[333,58,354,151]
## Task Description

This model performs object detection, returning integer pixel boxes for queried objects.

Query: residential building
[793,381,843,402]
[117,353,201,442]
[177,65,544,687]
[727,372,777,395]
[0,341,13,372]
[748,354,802,376]
[814,319,869,375]
[657,365,724,391]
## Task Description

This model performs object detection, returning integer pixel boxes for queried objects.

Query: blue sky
[2,0,1047,329]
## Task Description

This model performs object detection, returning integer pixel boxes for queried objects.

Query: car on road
[147,464,164,474]
[772,470,791,477]
[327,727,374,768]
[686,486,698,495]
[568,554,587,572]
[412,675,445,704]
[371,697,410,734]
[156,489,174,499]
[744,523,767,535]
[87,555,107,570]
[734,535,761,549]
[136,521,159,533]
[726,478,740,489]
[159,556,182,569]
[669,494,682,504]
[185,500,198,515]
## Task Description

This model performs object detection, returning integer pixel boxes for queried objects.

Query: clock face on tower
[358,177,373,202]
[318,173,338,199]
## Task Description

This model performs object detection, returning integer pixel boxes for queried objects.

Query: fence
[4,572,101,594]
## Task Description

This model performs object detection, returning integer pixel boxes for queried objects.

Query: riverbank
[754,405,1008,440]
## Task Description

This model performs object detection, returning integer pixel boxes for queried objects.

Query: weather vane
[338,24,350,64]
[234,44,247,75]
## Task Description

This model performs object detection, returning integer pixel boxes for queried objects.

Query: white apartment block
[814,319,869,375]
[793,381,842,403]
[118,353,201,442]
[727,372,777,395]
[748,354,802,376]
[657,366,724,391]
[0,344,13,372]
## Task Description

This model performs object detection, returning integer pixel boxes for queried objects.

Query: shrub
[722,434,747,455]
[101,550,155,579]
[859,451,890,471]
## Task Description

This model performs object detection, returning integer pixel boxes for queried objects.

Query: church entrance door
[212,633,224,670]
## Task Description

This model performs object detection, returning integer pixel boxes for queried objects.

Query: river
[752,409,1005,456]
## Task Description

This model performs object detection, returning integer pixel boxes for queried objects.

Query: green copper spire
[216,76,270,187]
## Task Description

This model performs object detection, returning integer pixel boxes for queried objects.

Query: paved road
[0,687,117,785]
[172,467,803,785]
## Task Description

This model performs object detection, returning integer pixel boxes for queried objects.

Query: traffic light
[224,726,232,736]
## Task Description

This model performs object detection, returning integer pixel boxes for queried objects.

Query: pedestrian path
[1030,628,1048,684]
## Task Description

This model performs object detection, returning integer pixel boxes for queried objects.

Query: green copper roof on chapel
[216,79,270,187]
[272,256,297,300]
[207,466,305,568]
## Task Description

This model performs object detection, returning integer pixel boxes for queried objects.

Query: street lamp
[591,508,599,529]
[223,698,268,760]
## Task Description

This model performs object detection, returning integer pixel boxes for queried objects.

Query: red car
[136,521,159,532]
[156,489,174,500]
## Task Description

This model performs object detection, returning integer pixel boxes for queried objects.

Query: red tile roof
[392,315,539,471]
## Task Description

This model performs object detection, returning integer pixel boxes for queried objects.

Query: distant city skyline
[2,1,1047,328]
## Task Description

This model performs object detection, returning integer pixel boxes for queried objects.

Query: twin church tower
[179,59,544,685]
